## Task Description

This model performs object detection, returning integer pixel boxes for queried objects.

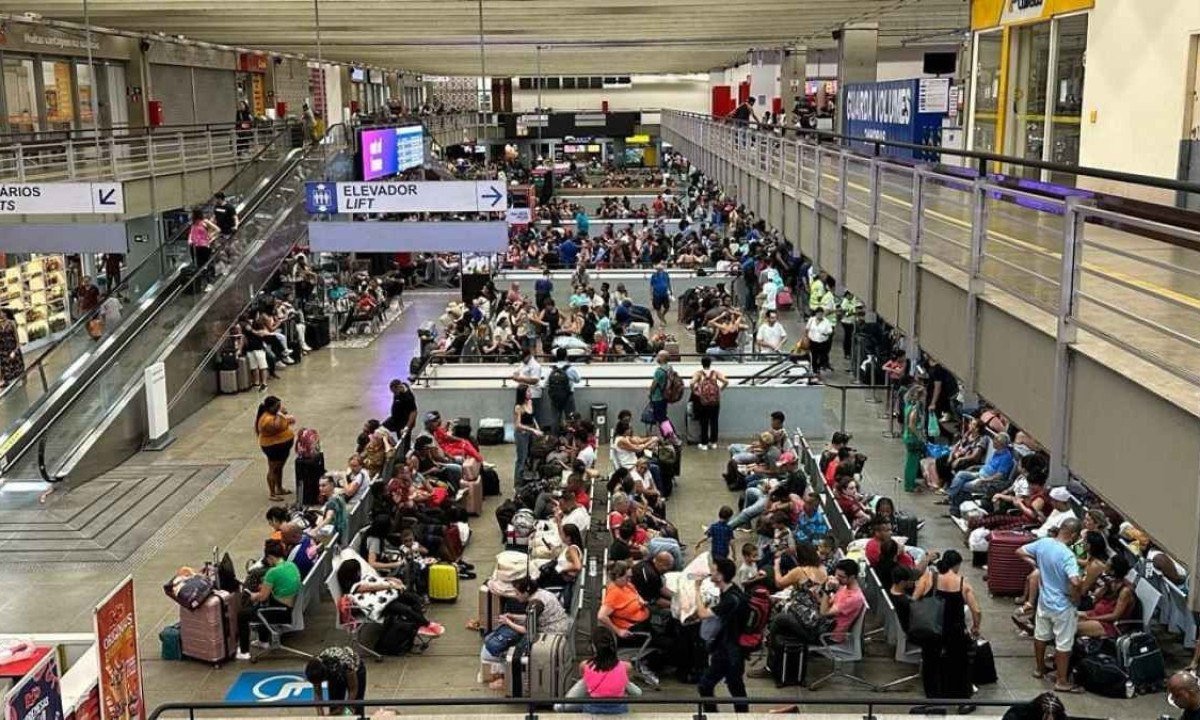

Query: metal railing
[147,695,1087,720]
[662,109,1200,388]
[0,120,294,183]
[0,124,300,472]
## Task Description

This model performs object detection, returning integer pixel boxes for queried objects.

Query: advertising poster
[64,687,99,720]
[843,79,944,161]
[4,653,63,720]
[93,578,144,720]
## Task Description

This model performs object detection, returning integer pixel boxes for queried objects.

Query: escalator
[0,123,324,484]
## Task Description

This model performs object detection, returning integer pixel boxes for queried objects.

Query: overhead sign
[305,181,508,214]
[505,207,532,225]
[224,672,323,704]
[308,221,509,253]
[0,224,127,253]
[0,183,124,215]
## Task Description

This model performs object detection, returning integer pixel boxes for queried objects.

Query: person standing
[648,350,673,424]
[755,310,787,355]
[305,646,366,716]
[512,346,544,420]
[690,356,727,450]
[212,192,239,238]
[187,208,219,290]
[839,290,863,361]
[695,557,749,713]
[102,253,124,295]
[901,385,927,492]
[383,378,418,453]
[1017,519,1083,694]
[544,347,580,438]
[912,550,982,701]
[0,310,23,389]
[235,100,253,156]
[649,263,672,324]
[512,384,542,482]
[255,395,296,501]
[805,307,834,374]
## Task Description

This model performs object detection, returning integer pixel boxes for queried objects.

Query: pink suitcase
[462,476,483,516]
[179,589,239,666]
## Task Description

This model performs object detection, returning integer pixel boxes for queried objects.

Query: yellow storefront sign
[971,0,1093,30]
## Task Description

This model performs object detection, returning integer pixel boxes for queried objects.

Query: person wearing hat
[1034,487,1079,539]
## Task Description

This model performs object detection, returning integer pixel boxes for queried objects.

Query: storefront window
[972,31,1002,154]
[1048,14,1087,184]
[42,59,74,130]
[75,62,95,128]
[4,57,38,133]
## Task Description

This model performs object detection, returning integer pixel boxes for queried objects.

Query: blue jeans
[514,430,532,483]
[947,470,980,509]
[729,485,768,529]
[728,444,759,465]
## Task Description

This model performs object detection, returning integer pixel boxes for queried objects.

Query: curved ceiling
[5,0,969,75]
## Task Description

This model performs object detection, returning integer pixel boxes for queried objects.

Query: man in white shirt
[755,310,788,355]
[805,307,835,373]
[512,346,543,417]
[557,493,591,535]
[1034,486,1079,538]
[760,279,779,324]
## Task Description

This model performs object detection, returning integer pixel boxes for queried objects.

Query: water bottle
[588,555,598,578]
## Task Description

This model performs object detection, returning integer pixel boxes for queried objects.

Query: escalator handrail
[0,123,299,402]
[43,129,342,481]
[0,141,310,480]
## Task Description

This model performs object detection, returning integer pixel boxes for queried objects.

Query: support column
[780,46,807,122]
[961,177,989,407]
[835,22,879,134]
[1048,197,1085,485]
[905,167,925,362]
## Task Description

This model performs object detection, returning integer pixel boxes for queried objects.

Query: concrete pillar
[835,22,878,133]
[780,46,807,120]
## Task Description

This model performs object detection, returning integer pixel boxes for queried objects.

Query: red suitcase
[987,530,1035,596]
[179,589,239,666]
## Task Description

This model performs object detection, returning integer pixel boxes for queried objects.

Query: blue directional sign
[225,671,326,704]
[303,180,508,214]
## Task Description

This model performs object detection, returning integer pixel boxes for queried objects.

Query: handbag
[969,638,998,685]
[640,402,657,425]
[926,413,940,438]
[483,623,522,657]
[906,571,945,645]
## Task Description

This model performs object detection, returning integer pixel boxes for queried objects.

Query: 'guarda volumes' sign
[843,79,944,161]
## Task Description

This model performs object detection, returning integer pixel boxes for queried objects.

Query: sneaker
[235,651,252,661]
[458,560,475,571]
[418,623,444,637]
[698,444,708,451]
[251,639,270,649]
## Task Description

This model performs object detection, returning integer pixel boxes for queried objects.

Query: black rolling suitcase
[894,512,919,546]
[695,327,714,355]
[295,452,325,505]
[307,315,331,350]
[766,636,806,688]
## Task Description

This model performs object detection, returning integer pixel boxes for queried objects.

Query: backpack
[1073,654,1134,698]
[375,617,418,655]
[738,584,772,650]
[663,367,685,403]
[546,365,573,408]
[693,371,721,406]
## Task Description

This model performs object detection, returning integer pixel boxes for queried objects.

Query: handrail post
[1048,196,1086,485]
[37,361,48,392]
[692,699,707,720]
[108,136,118,178]
[15,145,25,182]
[66,141,76,180]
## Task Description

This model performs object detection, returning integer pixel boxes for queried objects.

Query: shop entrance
[1183,34,1200,210]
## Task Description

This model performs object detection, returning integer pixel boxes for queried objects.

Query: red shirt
[865,538,915,569]
[824,460,840,488]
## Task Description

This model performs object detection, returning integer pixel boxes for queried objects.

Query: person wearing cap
[1018,519,1083,693]
[942,433,1015,514]
[1034,487,1079,539]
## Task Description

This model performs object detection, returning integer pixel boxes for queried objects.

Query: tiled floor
[0,287,1182,719]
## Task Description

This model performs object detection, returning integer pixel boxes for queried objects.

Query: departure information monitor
[360,125,424,180]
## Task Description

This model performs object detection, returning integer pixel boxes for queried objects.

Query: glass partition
[971,31,1003,154]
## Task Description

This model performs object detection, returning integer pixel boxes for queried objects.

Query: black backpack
[546,365,573,408]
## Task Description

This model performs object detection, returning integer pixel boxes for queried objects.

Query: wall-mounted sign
[575,113,607,127]
[918,78,951,114]
[970,0,1093,29]
[238,54,268,73]
[625,134,651,145]
[843,79,945,160]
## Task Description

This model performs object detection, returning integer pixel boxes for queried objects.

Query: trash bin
[590,403,609,444]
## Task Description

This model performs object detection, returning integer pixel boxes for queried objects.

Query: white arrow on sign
[330,180,508,214]
[0,182,125,215]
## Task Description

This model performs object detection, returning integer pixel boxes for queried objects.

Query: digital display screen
[360,125,424,181]
[350,67,366,82]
